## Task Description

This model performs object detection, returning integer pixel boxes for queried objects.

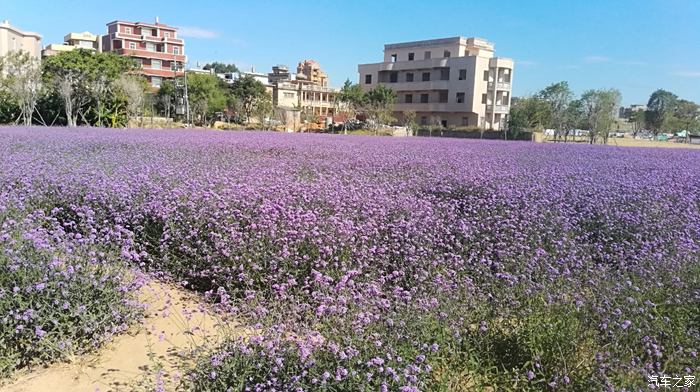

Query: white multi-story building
[0,20,42,58]
[358,36,514,130]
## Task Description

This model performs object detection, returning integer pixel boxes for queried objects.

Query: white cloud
[672,70,700,78]
[178,26,219,39]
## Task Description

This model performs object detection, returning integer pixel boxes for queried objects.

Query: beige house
[42,31,102,57]
[358,36,514,130]
[0,20,42,58]
[268,62,339,117]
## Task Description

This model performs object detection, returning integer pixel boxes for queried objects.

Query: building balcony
[364,57,452,72]
[393,102,475,112]
[380,80,451,91]
[140,68,185,78]
[488,81,511,90]
[486,104,510,113]
[115,48,186,62]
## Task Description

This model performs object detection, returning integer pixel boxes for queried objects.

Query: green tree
[645,89,677,138]
[337,79,366,134]
[403,110,417,136]
[203,62,239,74]
[253,95,274,130]
[42,49,136,127]
[508,96,550,132]
[186,72,227,126]
[537,81,573,140]
[580,89,622,144]
[114,75,148,127]
[0,51,42,126]
[365,85,396,134]
[629,110,646,137]
[155,79,177,119]
[230,75,269,123]
[666,99,700,132]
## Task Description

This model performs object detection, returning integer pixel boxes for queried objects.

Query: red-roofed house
[102,18,185,88]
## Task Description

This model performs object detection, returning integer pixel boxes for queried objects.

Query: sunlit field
[1,127,698,391]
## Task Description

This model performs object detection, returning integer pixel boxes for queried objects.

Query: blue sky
[2,0,699,105]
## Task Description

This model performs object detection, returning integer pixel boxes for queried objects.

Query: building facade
[102,18,185,87]
[358,37,514,130]
[0,20,42,58]
[268,61,338,117]
[296,59,328,87]
[42,31,101,57]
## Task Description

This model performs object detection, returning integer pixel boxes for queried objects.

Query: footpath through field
[4,281,243,392]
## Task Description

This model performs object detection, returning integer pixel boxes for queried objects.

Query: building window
[440,68,450,80]
[459,69,467,80]
[405,94,413,103]
[462,117,469,126]
[439,91,448,103]
[164,32,170,38]
[422,72,430,82]
[365,74,372,84]
[456,92,465,103]
[390,54,397,63]
[142,28,152,36]
[125,27,132,34]
[146,43,156,52]
[424,51,431,59]
[129,42,136,50]
[173,46,180,55]
[483,70,489,81]
[406,73,414,82]
[420,93,429,103]
[408,52,414,61]
[151,77,162,88]
[441,120,448,128]
[482,93,487,104]
[283,92,294,98]
[444,50,451,58]
[151,59,161,69]
[389,72,398,83]
[420,116,427,125]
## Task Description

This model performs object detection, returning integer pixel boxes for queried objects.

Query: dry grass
[534,133,700,149]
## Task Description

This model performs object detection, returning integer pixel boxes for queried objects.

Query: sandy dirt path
[4,280,241,392]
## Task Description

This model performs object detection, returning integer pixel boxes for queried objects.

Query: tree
[508,96,550,132]
[337,79,366,134]
[666,99,700,132]
[114,75,147,127]
[365,85,396,134]
[580,89,622,144]
[0,51,43,126]
[629,110,646,137]
[156,79,177,120]
[403,110,417,136]
[645,89,677,138]
[186,73,227,126]
[42,49,136,127]
[253,95,274,130]
[537,81,573,141]
[230,75,269,123]
[203,62,239,74]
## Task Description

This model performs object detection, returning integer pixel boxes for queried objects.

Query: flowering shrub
[0,202,144,377]
[0,127,698,389]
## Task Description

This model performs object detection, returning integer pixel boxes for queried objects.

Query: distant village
[0,18,519,133]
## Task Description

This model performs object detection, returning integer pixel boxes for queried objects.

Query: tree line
[510,81,699,143]
[0,49,271,128]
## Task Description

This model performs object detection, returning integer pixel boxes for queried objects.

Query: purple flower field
[1,126,698,390]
